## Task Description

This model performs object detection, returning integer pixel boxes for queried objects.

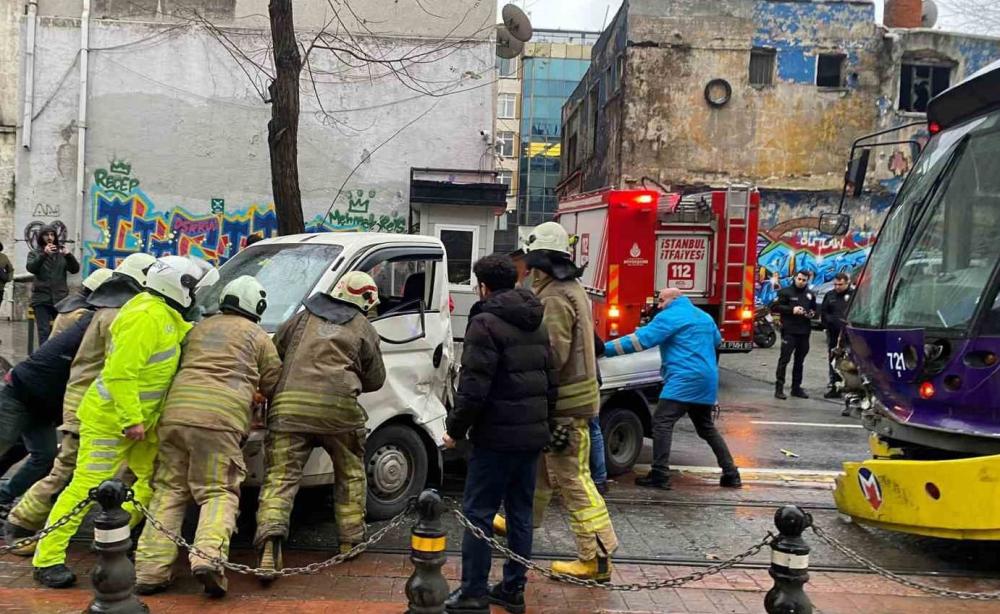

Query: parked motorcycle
[753,306,777,348]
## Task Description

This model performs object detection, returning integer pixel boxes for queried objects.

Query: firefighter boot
[550,556,612,583]
[193,566,228,598]
[33,564,77,589]
[257,537,283,584]
[774,383,787,400]
[3,520,36,556]
[492,514,507,537]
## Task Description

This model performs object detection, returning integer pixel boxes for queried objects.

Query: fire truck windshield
[850,110,1000,333]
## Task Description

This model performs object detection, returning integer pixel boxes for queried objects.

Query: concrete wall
[0,0,19,255]
[13,0,495,277]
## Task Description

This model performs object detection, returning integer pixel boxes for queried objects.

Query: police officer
[772,271,817,400]
[254,271,386,576]
[32,256,217,588]
[48,268,112,338]
[4,253,155,554]
[821,272,854,399]
[135,276,281,597]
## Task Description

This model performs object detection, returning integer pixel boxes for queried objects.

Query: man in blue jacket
[605,288,741,490]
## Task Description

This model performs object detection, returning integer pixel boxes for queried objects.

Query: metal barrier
[404,490,449,613]
[89,480,147,613]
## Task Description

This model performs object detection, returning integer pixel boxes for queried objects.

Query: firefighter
[254,271,386,576]
[772,270,817,400]
[135,275,281,597]
[32,256,218,589]
[48,267,112,338]
[499,221,619,582]
[3,253,155,553]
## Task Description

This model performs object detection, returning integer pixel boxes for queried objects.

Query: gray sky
[500,1,974,35]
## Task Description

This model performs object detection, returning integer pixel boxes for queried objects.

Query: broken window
[496,131,516,158]
[616,54,625,90]
[588,87,599,156]
[749,48,775,87]
[816,54,846,88]
[899,63,951,113]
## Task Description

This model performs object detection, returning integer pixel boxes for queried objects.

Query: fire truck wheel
[600,407,645,477]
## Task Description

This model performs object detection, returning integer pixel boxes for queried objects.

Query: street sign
[211,198,225,214]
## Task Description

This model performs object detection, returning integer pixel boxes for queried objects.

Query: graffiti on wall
[755,217,875,305]
[83,162,407,274]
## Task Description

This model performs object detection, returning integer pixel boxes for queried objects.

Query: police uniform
[771,283,817,396]
[821,285,854,390]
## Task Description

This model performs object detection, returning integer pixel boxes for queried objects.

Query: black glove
[546,423,571,453]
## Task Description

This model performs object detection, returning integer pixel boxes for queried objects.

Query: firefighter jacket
[268,294,386,434]
[159,313,282,435]
[76,292,191,434]
[531,272,600,419]
[50,292,93,338]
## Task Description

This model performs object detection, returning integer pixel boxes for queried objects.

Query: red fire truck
[555,184,760,352]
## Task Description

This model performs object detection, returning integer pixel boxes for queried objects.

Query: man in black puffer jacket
[443,254,557,614]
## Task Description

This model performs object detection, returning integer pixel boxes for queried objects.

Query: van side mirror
[818,212,851,237]
[845,149,870,197]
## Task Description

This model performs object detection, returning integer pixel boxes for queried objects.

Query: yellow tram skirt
[834,437,1000,540]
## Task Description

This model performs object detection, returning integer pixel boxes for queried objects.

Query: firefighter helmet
[145,255,219,310]
[81,268,113,293]
[114,253,157,286]
[219,275,267,322]
[525,222,572,256]
[329,271,380,313]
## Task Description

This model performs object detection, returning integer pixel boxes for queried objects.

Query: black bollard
[405,489,449,614]
[764,505,813,614]
[26,306,35,355]
[88,479,148,614]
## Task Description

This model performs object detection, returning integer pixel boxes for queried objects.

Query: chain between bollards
[405,489,450,614]
[764,505,813,614]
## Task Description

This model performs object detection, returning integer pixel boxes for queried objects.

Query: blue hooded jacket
[604,296,722,405]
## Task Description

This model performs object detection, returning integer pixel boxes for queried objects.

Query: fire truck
[555,184,760,352]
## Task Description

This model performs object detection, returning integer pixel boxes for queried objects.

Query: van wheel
[601,407,644,477]
[365,425,428,521]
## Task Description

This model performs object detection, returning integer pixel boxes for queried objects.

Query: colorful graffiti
[83,163,407,274]
[755,217,875,305]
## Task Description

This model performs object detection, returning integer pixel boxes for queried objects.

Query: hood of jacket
[477,288,544,331]
[304,292,362,325]
[35,223,58,249]
[86,274,143,309]
[523,249,584,281]
[55,290,93,314]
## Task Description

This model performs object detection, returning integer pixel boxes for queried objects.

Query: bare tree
[934,0,1000,35]
[267,0,305,235]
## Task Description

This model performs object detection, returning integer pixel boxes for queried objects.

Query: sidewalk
[2,547,999,613]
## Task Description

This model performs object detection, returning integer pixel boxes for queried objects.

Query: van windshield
[194,243,344,332]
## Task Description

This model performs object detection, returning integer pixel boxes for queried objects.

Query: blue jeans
[589,417,607,486]
[461,446,539,597]
[0,386,57,503]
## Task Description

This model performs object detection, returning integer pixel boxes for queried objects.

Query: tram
[831,59,1000,539]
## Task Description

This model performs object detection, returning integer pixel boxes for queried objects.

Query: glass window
[749,48,775,87]
[437,225,479,289]
[498,94,516,119]
[496,131,516,158]
[497,170,512,186]
[496,56,517,78]
[816,54,845,88]
[899,63,951,113]
[616,55,625,89]
[361,257,437,317]
[194,243,344,333]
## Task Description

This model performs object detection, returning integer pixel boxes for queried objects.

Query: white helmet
[525,221,572,255]
[219,275,267,322]
[145,255,219,309]
[329,271,380,313]
[114,252,157,286]
[81,268,113,293]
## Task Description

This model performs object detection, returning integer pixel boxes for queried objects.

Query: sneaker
[791,389,810,399]
[193,566,227,598]
[444,588,489,614]
[635,473,671,490]
[823,389,841,399]
[720,470,743,489]
[488,582,526,614]
[551,556,612,583]
[33,564,77,589]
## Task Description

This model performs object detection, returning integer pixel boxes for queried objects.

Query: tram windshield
[850,110,1000,332]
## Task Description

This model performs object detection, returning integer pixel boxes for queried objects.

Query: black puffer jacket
[447,288,556,452]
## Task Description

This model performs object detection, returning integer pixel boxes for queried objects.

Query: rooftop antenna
[602,3,610,29]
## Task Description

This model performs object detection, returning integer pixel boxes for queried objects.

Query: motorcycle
[753,306,777,348]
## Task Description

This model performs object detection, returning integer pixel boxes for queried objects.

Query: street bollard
[765,505,813,614]
[26,306,34,355]
[88,479,148,614]
[405,489,449,614]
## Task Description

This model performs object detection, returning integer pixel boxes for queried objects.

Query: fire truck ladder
[721,184,751,328]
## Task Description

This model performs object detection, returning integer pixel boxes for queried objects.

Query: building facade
[2,0,495,278]
[560,0,1000,305]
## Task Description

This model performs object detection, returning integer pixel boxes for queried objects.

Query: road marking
[667,464,841,477]
[750,420,863,429]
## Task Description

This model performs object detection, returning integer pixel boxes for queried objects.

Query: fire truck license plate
[667,262,696,290]
[720,341,753,351]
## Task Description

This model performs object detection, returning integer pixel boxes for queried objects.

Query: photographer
[26,225,80,344]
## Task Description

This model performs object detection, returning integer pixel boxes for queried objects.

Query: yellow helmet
[329,271,380,313]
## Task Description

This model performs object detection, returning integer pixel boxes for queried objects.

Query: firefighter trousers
[532,417,619,561]
[255,428,367,547]
[135,426,246,584]
[33,426,156,568]
[7,431,79,532]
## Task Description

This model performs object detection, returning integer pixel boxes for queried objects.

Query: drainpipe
[74,0,91,258]
[21,0,38,148]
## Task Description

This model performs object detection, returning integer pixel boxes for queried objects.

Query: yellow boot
[256,537,283,584]
[492,514,507,537]
[551,557,613,583]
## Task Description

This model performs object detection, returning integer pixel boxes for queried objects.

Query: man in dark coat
[443,254,557,614]
[771,271,817,399]
[25,224,80,344]
[821,272,854,399]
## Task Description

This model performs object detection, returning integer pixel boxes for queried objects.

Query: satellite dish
[922,0,938,27]
[496,26,525,60]
[501,4,533,43]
